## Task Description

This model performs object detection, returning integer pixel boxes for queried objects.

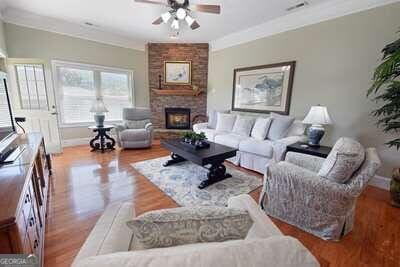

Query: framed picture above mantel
[232,61,296,115]
[164,61,192,85]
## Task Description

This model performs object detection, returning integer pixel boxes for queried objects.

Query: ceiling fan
[135,0,221,31]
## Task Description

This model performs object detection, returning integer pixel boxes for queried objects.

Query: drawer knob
[29,217,34,227]
[33,239,38,249]
[25,194,30,203]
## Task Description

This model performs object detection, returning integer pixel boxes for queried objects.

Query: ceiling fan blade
[152,17,163,25]
[190,4,221,14]
[134,0,168,6]
[190,20,200,30]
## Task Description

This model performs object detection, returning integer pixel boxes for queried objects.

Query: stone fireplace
[148,43,209,138]
[165,108,191,129]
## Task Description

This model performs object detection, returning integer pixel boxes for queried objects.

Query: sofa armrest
[228,194,281,239]
[115,123,127,133]
[193,122,209,133]
[72,202,135,266]
[271,135,307,162]
[145,122,154,132]
[285,152,325,173]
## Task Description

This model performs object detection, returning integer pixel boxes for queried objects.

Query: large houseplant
[368,32,400,207]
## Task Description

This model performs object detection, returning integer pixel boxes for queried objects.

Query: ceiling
[0,0,333,46]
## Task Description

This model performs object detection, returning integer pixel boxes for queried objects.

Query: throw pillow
[125,119,150,129]
[232,116,255,136]
[215,113,237,132]
[267,113,295,141]
[208,110,230,129]
[318,137,365,183]
[251,117,273,140]
[127,206,253,250]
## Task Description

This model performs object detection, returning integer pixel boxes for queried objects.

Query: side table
[286,142,332,158]
[88,125,116,153]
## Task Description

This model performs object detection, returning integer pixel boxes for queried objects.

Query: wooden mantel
[152,89,205,96]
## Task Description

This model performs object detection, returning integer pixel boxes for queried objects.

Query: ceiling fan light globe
[176,8,187,20]
[185,15,195,26]
[161,12,172,23]
[171,19,180,30]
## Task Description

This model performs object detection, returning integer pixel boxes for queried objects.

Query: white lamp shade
[90,98,108,113]
[303,106,332,125]
[171,19,179,30]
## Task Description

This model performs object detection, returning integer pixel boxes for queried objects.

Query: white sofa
[193,111,307,173]
[72,194,319,267]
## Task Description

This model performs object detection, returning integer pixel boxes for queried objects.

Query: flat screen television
[0,71,18,163]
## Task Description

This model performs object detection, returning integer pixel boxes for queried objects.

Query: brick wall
[148,43,208,129]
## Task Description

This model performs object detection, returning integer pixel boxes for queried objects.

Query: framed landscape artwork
[232,61,296,114]
[164,61,192,85]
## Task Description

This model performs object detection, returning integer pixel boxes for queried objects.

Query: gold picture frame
[164,61,192,85]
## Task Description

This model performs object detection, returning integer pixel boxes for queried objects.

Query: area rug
[131,156,262,207]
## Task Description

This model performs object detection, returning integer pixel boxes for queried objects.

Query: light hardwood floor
[44,143,399,267]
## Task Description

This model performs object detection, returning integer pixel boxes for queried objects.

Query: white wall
[4,23,148,140]
[207,3,400,177]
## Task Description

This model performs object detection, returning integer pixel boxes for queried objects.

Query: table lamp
[303,105,332,147]
[90,98,108,127]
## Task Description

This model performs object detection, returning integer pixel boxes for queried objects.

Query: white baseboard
[369,175,391,191]
[62,137,92,147]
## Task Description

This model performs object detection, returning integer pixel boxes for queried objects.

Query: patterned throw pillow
[127,206,253,250]
[318,137,365,183]
[125,119,150,129]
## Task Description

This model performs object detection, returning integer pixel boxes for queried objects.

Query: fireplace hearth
[165,108,191,130]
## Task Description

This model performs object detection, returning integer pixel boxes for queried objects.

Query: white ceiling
[0,1,331,44]
[0,0,397,51]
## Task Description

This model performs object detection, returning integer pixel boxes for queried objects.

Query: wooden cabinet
[0,133,51,267]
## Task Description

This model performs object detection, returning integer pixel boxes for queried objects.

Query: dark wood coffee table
[161,139,237,189]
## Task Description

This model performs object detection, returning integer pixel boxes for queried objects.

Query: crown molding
[210,0,400,51]
[2,8,146,51]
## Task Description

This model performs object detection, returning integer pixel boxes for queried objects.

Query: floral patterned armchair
[259,141,381,241]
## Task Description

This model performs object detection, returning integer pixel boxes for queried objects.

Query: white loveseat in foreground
[72,195,319,267]
[193,111,307,173]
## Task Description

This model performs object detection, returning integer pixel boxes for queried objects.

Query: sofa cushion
[232,116,254,137]
[214,134,247,149]
[201,129,226,142]
[208,109,230,129]
[251,117,273,141]
[285,120,306,137]
[124,119,150,129]
[239,138,274,158]
[318,137,365,183]
[216,113,237,132]
[127,206,253,250]
[120,129,150,141]
[267,113,295,141]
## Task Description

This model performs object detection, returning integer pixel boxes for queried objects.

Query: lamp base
[308,124,325,147]
[94,114,105,127]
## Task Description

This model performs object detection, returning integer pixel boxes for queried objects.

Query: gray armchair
[259,138,381,241]
[115,108,154,149]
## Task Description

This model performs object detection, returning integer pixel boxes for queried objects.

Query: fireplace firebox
[165,108,191,129]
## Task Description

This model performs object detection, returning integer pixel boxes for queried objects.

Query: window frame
[52,60,135,128]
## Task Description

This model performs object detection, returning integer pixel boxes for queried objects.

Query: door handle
[51,112,58,115]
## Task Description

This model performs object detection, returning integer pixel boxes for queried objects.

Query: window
[15,64,49,110]
[53,61,133,126]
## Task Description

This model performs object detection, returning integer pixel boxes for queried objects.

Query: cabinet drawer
[21,189,33,224]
